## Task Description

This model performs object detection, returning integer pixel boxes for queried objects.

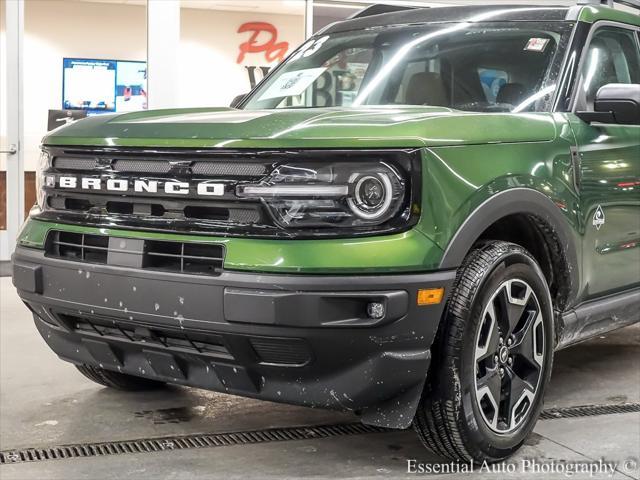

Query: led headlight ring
[347,173,394,220]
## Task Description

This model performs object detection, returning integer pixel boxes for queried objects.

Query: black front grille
[41,147,274,235]
[58,313,232,359]
[46,231,224,276]
[36,146,420,238]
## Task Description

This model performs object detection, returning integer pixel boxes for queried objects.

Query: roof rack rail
[349,3,419,20]
[577,0,640,9]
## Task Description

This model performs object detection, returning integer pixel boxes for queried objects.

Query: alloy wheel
[473,279,545,433]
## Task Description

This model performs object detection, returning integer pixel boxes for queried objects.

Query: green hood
[43,106,557,149]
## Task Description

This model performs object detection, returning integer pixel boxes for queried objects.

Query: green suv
[12,2,640,463]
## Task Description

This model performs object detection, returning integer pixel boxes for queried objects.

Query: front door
[568,24,640,299]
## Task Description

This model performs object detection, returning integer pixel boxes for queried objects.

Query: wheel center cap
[499,346,509,364]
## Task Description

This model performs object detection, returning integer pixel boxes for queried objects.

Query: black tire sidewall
[459,249,554,460]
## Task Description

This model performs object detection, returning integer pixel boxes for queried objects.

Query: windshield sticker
[290,36,330,62]
[258,67,327,101]
[525,38,550,53]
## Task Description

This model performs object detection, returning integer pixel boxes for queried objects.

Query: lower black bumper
[12,246,455,428]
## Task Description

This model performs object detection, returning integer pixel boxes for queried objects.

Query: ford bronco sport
[12,1,640,463]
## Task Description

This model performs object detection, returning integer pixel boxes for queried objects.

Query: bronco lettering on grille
[55,176,226,196]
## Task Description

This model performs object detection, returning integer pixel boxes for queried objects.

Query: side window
[575,26,640,111]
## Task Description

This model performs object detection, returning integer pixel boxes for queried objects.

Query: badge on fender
[593,205,605,230]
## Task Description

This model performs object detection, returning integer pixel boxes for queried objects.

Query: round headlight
[347,173,393,220]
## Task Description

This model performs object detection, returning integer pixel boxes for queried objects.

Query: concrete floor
[1,276,639,479]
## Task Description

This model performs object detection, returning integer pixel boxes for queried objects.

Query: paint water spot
[86,272,91,279]
[154,303,160,311]
[179,297,184,305]
[119,301,123,307]
[132,286,137,292]
[104,298,108,303]
[77,269,83,275]
[35,420,59,427]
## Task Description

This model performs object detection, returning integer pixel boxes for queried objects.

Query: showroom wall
[4,0,304,172]
[179,6,304,109]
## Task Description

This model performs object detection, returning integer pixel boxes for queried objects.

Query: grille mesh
[112,159,172,174]
[250,337,312,366]
[53,157,96,170]
[53,156,267,177]
[192,162,267,177]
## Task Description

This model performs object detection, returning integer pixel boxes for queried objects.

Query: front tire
[414,241,554,463]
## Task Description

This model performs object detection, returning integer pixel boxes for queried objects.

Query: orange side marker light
[417,288,444,306]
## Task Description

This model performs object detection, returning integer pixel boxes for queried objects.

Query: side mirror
[230,94,247,109]
[577,83,640,125]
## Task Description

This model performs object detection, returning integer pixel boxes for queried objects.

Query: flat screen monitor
[115,60,147,112]
[62,58,147,113]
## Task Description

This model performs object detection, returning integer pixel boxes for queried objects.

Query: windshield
[243,22,573,113]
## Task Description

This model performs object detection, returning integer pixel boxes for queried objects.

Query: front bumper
[12,246,455,429]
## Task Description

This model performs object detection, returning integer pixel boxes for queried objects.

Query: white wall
[21,0,147,171]
[12,0,303,172]
[179,7,304,108]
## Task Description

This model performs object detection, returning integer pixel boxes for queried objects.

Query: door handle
[0,144,18,154]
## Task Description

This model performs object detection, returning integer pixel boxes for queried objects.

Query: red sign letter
[237,22,289,64]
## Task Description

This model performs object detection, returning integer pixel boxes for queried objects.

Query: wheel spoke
[510,310,537,366]
[504,366,534,429]
[476,365,503,429]
[496,281,532,337]
[477,365,502,406]
[476,303,500,362]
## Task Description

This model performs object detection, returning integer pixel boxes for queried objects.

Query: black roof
[324,5,573,34]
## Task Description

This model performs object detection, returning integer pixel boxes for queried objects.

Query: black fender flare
[438,188,580,307]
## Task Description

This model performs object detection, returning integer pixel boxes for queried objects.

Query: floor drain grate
[0,422,385,465]
[540,402,640,420]
[1,403,638,465]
